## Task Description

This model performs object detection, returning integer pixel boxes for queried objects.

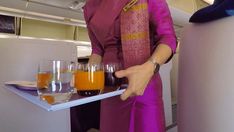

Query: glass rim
[39,60,75,63]
[74,63,104,71]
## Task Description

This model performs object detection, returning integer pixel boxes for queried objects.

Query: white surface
[0,38,77,132]
[203,0,214,4]
[6,85,125,111]
[178,17,234,132]
[5,81,37,90]
[169,6,191,27]
[77,45,91,58]
[160,61,173,126]
[167,126,178,132]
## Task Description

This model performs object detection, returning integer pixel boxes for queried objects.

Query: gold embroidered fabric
[121,0,151,68]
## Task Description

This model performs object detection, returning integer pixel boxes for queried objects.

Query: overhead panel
[0,0,85,26]
[0,0,191,37]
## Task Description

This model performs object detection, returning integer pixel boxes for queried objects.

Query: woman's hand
[115,61,156,101]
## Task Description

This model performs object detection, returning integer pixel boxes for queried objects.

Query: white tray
[5,85,125,112]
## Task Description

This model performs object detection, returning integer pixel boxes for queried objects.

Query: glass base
[39,92,73,104]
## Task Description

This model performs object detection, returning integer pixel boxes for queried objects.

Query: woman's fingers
[120,85,145,100]
[120,87,133,100]
[115,69,130,78]
[117,64,152,100]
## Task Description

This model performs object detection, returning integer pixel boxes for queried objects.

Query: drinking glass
[104,63,122,90]
[37,60,74,104]
[74,63,104,96]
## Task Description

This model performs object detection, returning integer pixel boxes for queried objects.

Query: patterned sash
[121,0,151,68]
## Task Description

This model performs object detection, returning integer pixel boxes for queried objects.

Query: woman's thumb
[115,70,128,78]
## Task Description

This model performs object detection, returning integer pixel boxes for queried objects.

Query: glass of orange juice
[37,60,74,104]
[74,63,104,96]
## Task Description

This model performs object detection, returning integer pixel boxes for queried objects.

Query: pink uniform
[83,0,176,131]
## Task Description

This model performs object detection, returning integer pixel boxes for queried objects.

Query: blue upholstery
[189,0,234,23]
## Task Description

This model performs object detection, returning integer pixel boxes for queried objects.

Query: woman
[83,0,176,131]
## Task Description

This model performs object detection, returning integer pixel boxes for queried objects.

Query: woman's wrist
[148,58,160,73]
[143,58,160,75]
[143,61,156,75]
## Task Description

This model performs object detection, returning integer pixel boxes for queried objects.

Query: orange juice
[40,95,55,104]
[37,72,52,89]
[74,70,104,91]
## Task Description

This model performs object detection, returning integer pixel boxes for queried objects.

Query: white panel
[77,45,91,58]
[203,0,214,4]
[0,37,77,132]
[160,61,173,126]
[169,6,191,27]
[0,0,26,11]
[26,2,83,21]
[29,0,78,9]
[178,17,234,132]
[167,126,178,132]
